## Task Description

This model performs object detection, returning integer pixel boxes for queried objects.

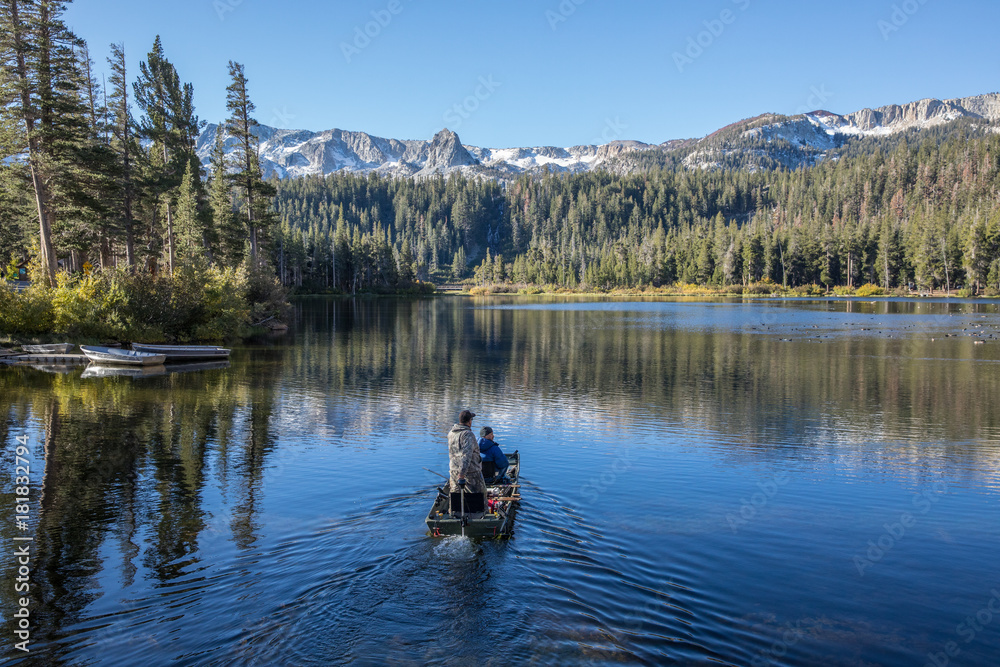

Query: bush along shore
[0,263,289,343]
[451,280,984,298]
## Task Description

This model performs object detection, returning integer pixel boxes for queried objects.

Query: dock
[7,354,88,364]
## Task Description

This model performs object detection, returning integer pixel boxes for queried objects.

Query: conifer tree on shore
[225,60,274,265]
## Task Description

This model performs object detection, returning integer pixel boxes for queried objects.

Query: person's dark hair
[480,426,493,438]
[459,409,476,424]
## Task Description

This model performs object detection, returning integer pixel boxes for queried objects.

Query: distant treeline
[274,123,1000,293]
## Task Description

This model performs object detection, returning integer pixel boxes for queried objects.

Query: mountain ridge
[196,92,1000,180]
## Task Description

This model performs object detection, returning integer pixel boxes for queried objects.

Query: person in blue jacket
[478,426,510,484]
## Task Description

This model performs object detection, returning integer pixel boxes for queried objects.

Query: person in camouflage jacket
[448,409,486,494]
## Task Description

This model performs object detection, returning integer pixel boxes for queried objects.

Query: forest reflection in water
[2,296,1000,666]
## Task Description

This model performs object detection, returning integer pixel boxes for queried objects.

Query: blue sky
[66,0,1000,148]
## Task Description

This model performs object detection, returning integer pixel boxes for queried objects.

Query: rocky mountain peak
[421,129,477,173]
[195,92,1000,181]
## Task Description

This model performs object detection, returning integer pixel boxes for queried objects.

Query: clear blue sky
[65,0,1000,148]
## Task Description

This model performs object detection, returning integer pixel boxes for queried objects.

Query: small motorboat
[22,343,74,354]
[426,451,520,539]
[80,345,166,366]
[130,343,231,361]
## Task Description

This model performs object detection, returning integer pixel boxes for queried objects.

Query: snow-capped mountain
[807,93,1000,135]
[682,93,1000,172]
[195,126,659,180]
[196,93,1000,180]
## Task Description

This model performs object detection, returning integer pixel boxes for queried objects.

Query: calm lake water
[3,296,1000,666]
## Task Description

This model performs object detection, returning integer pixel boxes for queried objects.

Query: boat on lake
[426,451,520,539]
[80,345,166,366]
[130,343,231,361]
[22,343,74,354]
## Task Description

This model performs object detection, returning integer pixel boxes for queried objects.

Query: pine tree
[106,42,137,266]
[134,36,194,275]
[174,161,202,264]
[0,62,32,262]
[0,0,86,285]
[209,124,242,265]
[451,246,466,281]
[225,60,275,265]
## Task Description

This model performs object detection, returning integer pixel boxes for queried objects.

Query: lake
[3,296,1000,666]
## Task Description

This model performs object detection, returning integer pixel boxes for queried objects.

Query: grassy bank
[451,281,892,297]
[448,281,997,298]
[0,263,288,343]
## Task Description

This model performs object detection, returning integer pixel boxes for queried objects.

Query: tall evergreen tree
[225,60,275,265]
[208,124,242,266]
[133,36,192,275]
[0,0,82,285]
[106,42,137,267]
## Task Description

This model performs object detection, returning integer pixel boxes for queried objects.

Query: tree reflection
[290,297,1000,447]
[0,349,286,646]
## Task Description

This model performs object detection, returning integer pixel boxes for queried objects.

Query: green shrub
[51,273,113,339]
[855,283,886,297]
[791,284,826,296]
[743,282,776,295]
[192,266,251,340]
[1,264,289,342]
[0,283,54,335]
[242,262,290,325]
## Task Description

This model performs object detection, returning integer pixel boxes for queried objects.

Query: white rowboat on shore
[80,346,166,366]
[22,343,74,354]
[130,343,231,361]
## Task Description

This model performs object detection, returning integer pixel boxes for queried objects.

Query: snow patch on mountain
[196,124,652,180]
[197,93,1000,180]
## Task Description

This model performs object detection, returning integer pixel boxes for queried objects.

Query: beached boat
[426,451,520,539]
[22,343,74,354]
[130,343,231,361]
[80,345,166,366]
